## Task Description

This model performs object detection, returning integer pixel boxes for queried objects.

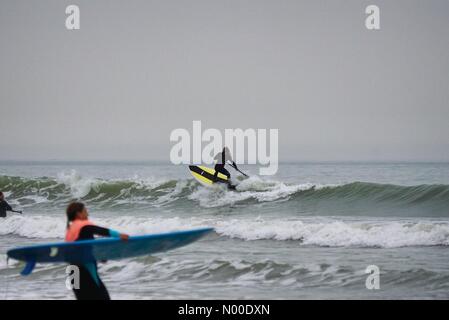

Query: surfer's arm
[109,229,121,238]
[79,225,129,241]
[4,202,12,211]
[227,160,237,168]
[109,229,129,240]
[106,229,129,241]
[78,225,116,239]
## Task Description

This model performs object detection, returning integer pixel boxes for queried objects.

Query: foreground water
[1,161,448,299]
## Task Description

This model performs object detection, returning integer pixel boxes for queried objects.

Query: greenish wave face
[2,175,449,217]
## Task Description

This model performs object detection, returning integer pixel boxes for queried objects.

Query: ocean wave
[1,215,448,248]
[100,258,449,295]
[0,172,184,209]
[216,219,449,247]
[3,255,449,299]
[1,173,449,215]
[100,257,333,286]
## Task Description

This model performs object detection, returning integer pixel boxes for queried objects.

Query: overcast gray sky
[1,0,448,161]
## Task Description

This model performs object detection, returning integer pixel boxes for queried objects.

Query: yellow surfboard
[189,165,232,188]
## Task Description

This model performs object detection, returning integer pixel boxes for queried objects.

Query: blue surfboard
[7,228,214,276]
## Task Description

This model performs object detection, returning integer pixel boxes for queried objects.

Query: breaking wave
[1,215,448,248]
[1,172,449,216]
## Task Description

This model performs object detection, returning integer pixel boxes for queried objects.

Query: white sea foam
[153,180,188,206]
[0,254,20,270]
[188,175,317,207]
[21,195,50,205]
[57,170,101,199]
[1,215,448,248]
[215,219,449,247]
[0,215,66,238]
[55,170,174,203]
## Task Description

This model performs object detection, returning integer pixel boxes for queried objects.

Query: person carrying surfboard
[65,202,129,300]
[0,191,22,218]
[213,147,237,183]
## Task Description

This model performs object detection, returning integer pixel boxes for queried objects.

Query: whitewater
[1,161,449,299]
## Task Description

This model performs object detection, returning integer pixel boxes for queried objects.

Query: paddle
[11,210,23,214]
[229,162,249,177]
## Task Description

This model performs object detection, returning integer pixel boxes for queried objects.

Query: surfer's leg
[213,164,223,182]
[96,278,111,300]
[72,264,110,300]
[221,167,231,179]
[72,265,96,300]
[222,168,234,189]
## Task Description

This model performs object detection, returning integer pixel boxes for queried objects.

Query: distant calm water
[1,161,449,299]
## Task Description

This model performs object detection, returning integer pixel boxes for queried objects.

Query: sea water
[0,161,448,299]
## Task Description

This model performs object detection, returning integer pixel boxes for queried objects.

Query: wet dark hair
[66,202,85,229]
[0,191,3,197]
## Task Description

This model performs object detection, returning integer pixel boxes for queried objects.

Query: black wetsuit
[213,152,231,181]
[214,164,230,180]
[0,200,12,218]
[71,225,114,300]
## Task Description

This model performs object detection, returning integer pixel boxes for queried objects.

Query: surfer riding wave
[213,147,239,184]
